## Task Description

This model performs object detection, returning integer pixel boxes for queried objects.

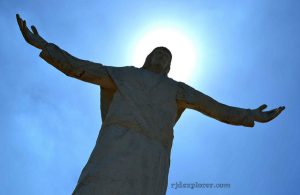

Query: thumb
[31,25,39,35]
[258,104,267,111]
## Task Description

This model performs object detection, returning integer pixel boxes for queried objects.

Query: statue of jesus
[16,14,285,195]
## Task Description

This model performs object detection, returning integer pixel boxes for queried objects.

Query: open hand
[252,104,285,123]
[16,14,48,49]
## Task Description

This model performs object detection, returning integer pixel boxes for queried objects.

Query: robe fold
[73,66,179,195]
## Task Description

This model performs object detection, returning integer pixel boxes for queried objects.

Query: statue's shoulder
[166,77,181,87]
[106,65,137,72]
[105,66,141,83]
[104,65,134,75]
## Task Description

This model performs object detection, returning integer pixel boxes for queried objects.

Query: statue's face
[148,49,171,74]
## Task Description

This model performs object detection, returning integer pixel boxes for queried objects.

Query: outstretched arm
[176,82,285,127]
[16,14,115,89]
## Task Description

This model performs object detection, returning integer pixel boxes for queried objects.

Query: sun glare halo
[132,27,198,82]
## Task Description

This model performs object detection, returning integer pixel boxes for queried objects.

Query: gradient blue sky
[1,0,299,195]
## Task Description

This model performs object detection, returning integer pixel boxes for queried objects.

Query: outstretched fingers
[269,109,282,121]
[16,14,36,45]
[22,20,32,43]
[16,14,26,37]
[16,14,28,41]
[16,14,48,49]
[31,25,39,35]
[16,14,23,30]
[264,106,285,122]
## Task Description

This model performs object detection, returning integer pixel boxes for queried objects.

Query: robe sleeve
[176,81,255,127]
[39,43,115,89]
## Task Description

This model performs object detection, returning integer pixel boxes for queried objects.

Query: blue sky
[1,0,299,194]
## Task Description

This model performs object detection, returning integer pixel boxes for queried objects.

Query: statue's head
[142,47,172,76]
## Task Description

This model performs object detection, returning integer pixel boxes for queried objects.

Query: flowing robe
[39,43,254,195]
[73,66,179,195]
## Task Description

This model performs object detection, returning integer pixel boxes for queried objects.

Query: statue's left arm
[176,82,285,127]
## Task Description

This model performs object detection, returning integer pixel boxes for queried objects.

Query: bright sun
[131,27,198,82]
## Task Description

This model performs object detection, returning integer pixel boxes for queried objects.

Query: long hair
[141,47,172,76]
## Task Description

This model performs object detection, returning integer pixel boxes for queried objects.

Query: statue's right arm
[39,43,116,89]
[16,14,116,89]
